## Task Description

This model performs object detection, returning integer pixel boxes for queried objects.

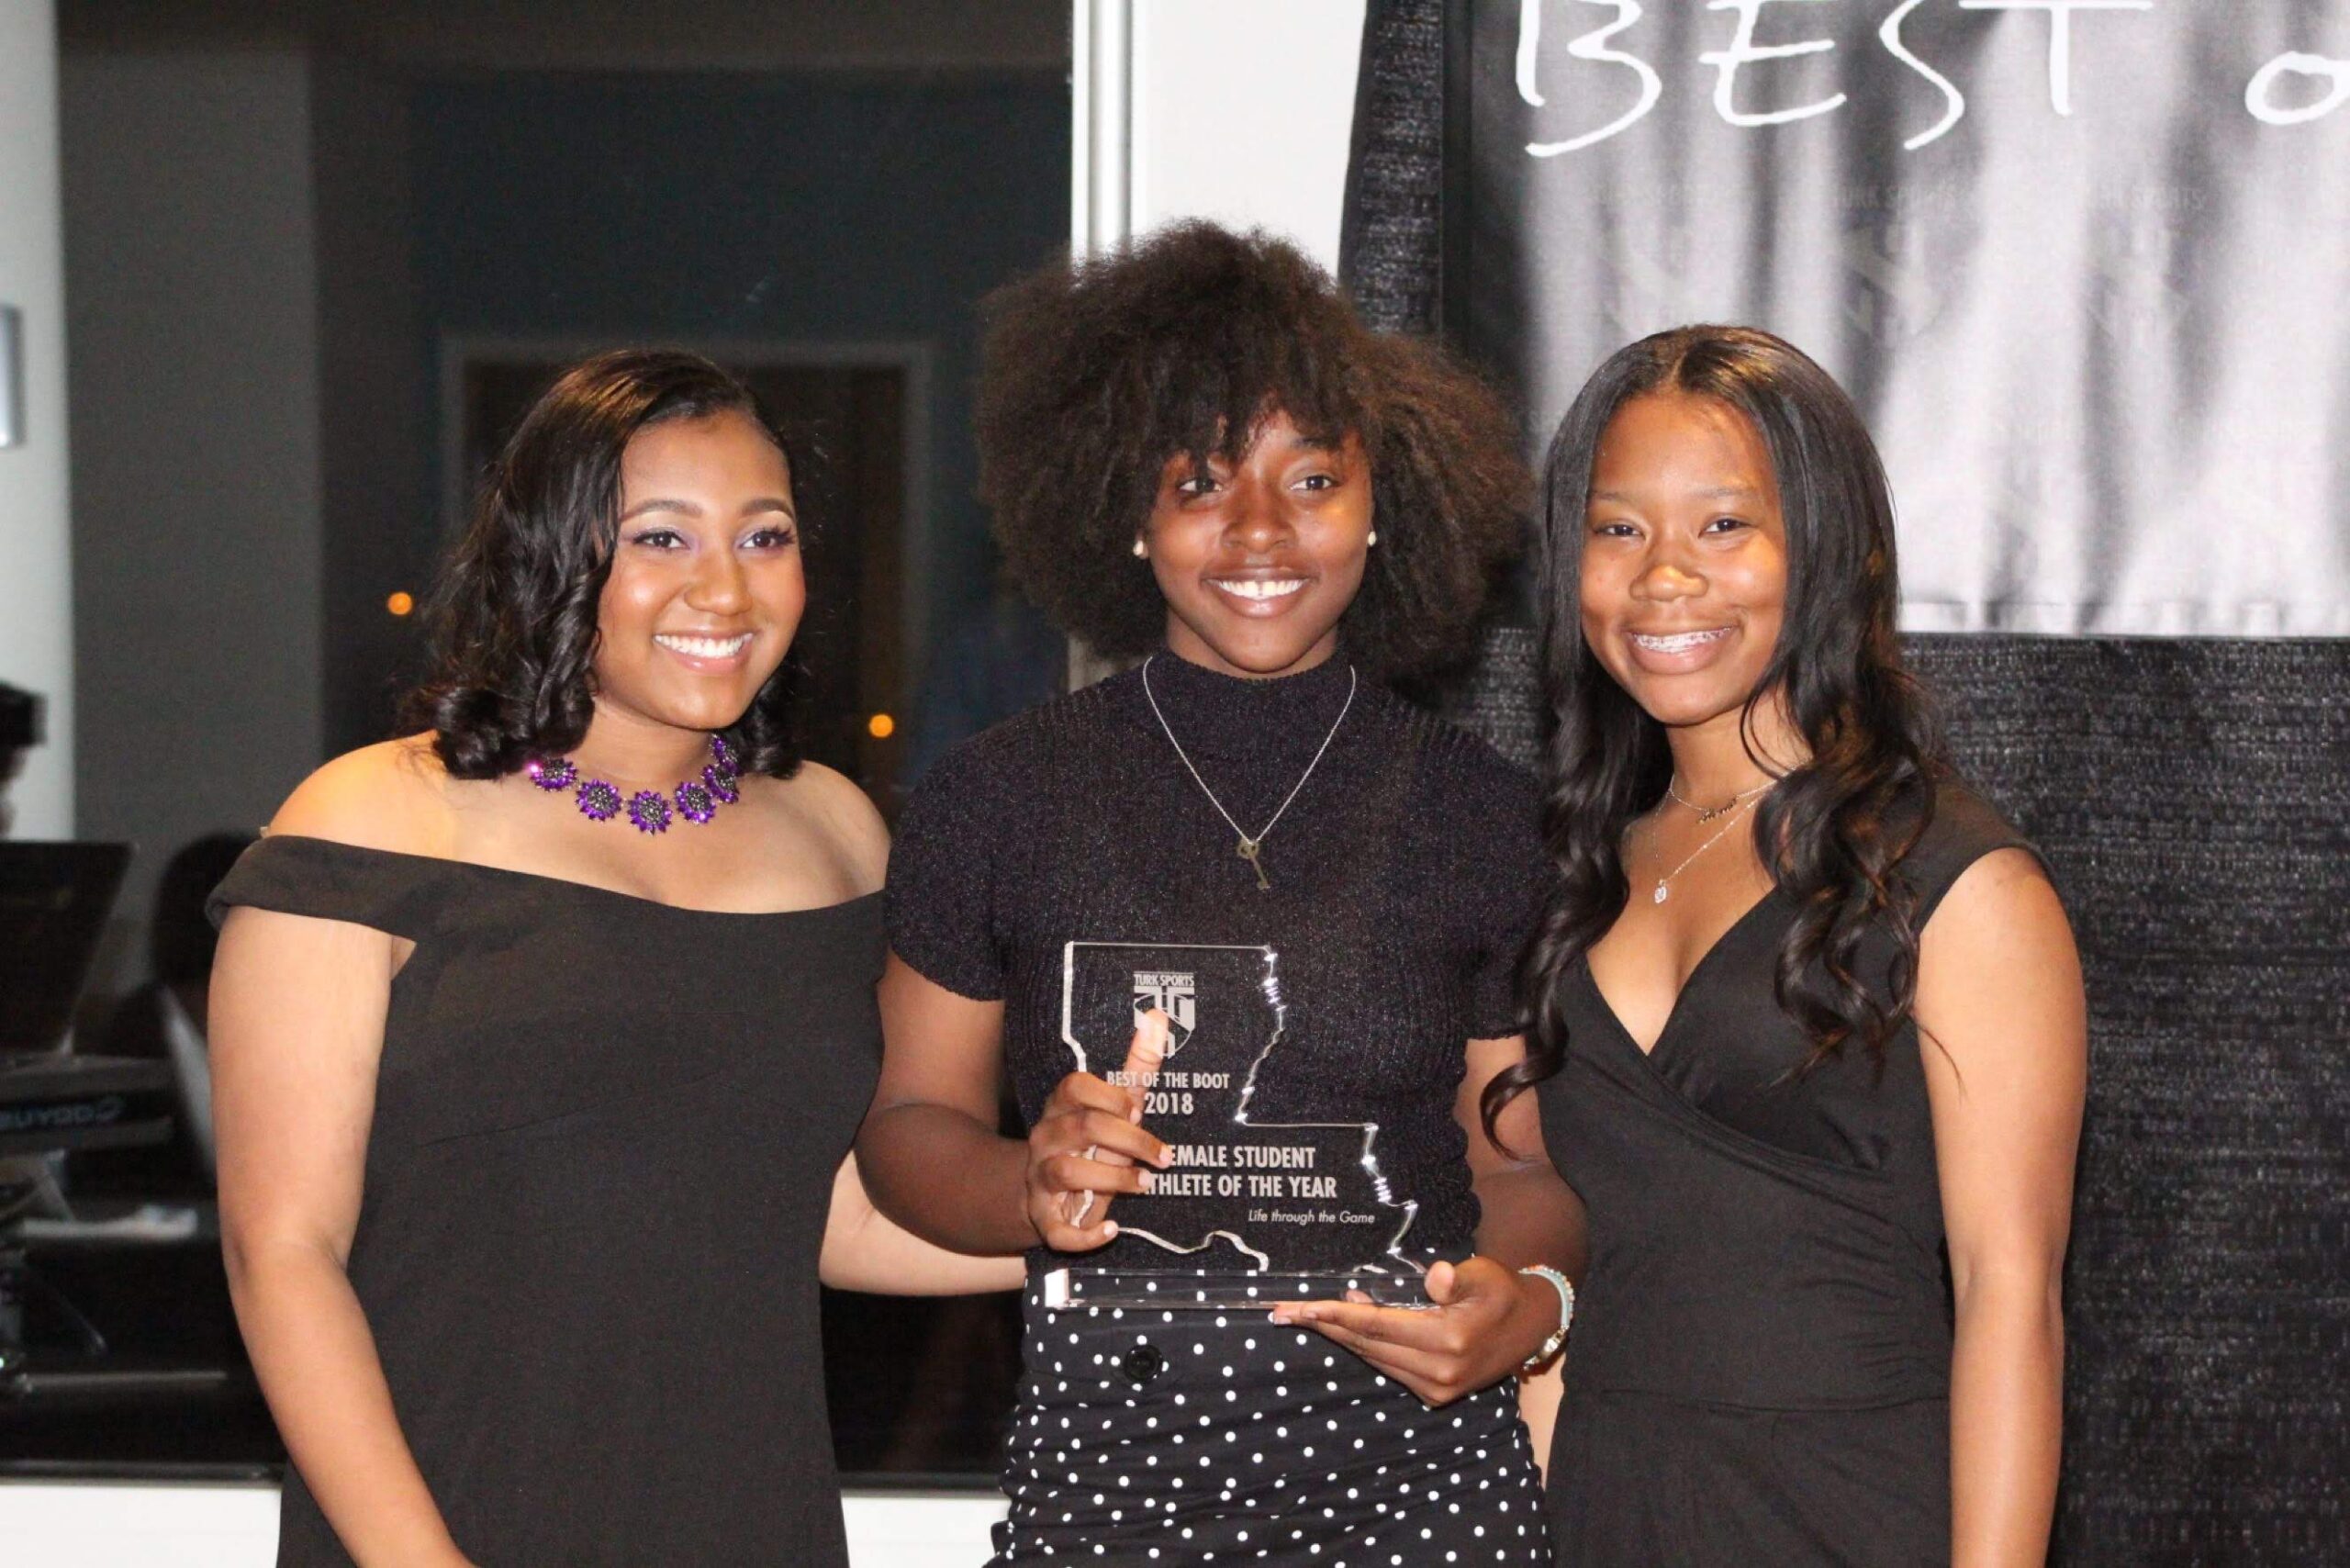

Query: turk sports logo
[1132,969,1197,1056]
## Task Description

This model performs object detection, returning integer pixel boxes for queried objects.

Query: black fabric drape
[1337,0,1447,335]
[1340,4,2350,1560]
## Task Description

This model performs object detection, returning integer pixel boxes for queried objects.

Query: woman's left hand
[1267,1256,1561,1406]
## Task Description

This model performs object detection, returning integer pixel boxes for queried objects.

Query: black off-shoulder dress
[211,836,882,1567]
[889,654,1555,1565]
[1538,782,2045,1565]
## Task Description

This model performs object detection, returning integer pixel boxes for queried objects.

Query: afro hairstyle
[974,221,1529,678]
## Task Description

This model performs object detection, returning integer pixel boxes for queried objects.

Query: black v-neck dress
[210,835,883,1567]
[1536,782,2040,1566]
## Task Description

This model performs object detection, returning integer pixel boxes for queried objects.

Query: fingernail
[1155,1146,1173,1168]
[1102,1221,1119,1238]
[1136,1170,1156,1193]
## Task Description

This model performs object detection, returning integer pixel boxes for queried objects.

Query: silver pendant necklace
[1644,792,1763,905]
[1140,655,1357,890]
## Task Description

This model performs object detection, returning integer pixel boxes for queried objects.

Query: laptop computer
[0,843,172,1156]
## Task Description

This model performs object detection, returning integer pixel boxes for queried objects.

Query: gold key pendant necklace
[1141,655,1357,891]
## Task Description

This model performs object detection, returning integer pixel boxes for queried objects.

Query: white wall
[61,50,324,967]
[0,1482,1005,1566]
[0,0,74,838]
[1075,0,1367,269]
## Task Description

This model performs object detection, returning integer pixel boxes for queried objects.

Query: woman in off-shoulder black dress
[210,838,887,1564]
[208,352,1017,1567]
[1494,327,2087,1565]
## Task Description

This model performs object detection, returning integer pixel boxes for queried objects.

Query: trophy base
[1041,1266,1429,1313]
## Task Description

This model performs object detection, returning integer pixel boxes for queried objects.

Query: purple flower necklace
[525,734,742,834]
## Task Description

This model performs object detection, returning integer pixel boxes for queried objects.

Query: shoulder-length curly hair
[402,348,804,780]
[975,221,1528,678]
[1485,325,1946,1138]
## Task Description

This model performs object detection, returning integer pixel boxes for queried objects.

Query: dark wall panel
[326,70,1069,753]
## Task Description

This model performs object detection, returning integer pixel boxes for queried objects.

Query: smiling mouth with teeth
[655,633,755,658]
[1628,629,1732,655]
[1214,578,1307,601]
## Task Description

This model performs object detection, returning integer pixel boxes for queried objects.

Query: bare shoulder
[264,734,458,857]
[769,761,889,891]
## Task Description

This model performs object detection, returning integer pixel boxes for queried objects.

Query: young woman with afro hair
[859,223,1583,1562]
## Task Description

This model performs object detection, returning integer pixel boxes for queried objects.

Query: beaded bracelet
[1517,1265,1576,1372]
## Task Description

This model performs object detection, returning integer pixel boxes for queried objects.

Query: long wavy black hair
[403,349,804,780]
[1485,325,1945,1138]
[976,221,1528,678]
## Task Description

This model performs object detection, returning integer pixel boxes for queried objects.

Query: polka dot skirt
[988,1282,1553,1565]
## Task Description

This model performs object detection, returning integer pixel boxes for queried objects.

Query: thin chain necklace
[1666,775,1775,823]
[1139,655,1357,890]
[1642,792,1762,905]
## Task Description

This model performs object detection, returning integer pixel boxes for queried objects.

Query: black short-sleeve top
[886,654,1545,1266]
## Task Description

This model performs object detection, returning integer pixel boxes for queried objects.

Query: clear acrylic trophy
[1040,941,1425,1312]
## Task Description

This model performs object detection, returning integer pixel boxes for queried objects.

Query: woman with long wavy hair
[1489,325,2087,1565]
[207,351,1018,1566]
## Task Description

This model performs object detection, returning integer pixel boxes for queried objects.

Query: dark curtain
[1341,5,2350,1562]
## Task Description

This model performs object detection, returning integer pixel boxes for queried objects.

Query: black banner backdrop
[1338,2,2350,1562]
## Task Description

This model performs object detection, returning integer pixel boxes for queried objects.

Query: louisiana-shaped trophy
[1040,941,1423,1312]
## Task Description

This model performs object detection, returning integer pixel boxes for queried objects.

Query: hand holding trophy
[1023,1008,1173,1250]
[1269,1255,1565,1407]
[1041,943,1426,1311]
